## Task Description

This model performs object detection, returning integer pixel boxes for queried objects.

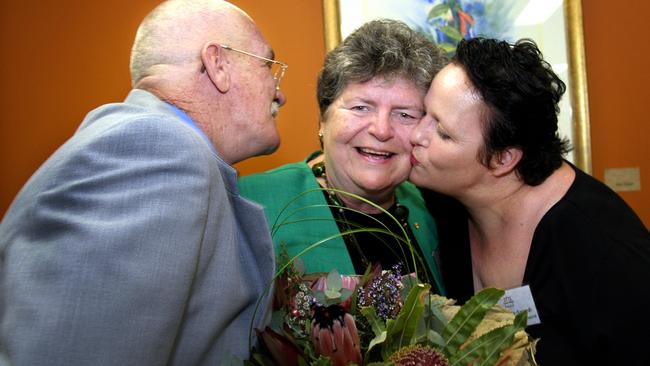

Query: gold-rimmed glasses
[219,44,288,89]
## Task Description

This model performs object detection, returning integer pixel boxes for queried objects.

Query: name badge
[497,285,541,326]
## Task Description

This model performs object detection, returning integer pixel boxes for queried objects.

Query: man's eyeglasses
[220,44,288,90]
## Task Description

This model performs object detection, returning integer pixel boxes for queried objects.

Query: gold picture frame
[322,0,591,173]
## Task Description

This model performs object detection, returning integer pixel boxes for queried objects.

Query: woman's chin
[357,183,397,196]
[408,169,430,188]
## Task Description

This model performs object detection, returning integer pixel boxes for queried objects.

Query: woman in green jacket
[239,19,447,293]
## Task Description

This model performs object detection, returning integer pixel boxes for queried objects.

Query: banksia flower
[311,304,362,366]
[388,345,450,366]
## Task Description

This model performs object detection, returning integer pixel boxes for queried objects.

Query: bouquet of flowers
[248,256,536,366]
[246,189,537,366]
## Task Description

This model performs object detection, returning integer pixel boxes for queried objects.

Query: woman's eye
[393,111,420,124]
[437,129,451,140]
[398,112,417,120]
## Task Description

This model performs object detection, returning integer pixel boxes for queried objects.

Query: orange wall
[229,0,324,175]
[582,1,649,227]
[0,0,322,217]
[0,0,161,215]
[1,1,647,227]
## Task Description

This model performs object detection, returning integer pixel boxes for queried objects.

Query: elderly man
[0,0,286,364]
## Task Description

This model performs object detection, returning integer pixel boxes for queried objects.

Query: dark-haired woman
[411,37,650,365]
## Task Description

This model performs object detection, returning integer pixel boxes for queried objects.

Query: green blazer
[239,153,445,295]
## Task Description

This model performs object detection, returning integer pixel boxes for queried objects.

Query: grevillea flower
[256,327,305,366]
[310,304,362,366]
[388,345,450,366]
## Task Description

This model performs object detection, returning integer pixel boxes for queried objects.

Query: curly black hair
[453,37,571,186]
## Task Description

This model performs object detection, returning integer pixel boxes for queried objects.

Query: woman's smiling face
[320,76,425,199]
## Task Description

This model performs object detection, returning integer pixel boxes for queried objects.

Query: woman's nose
[367,113,393,141]
[410,117,426,146]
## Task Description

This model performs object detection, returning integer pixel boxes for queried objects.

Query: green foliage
[313,269,354,305]
[268,309,287,332]
[414,295,448,347]
[440,25,463,42]
[442,288,505,355]
[428,3,451,18]
[399,276,419,301]
[310,356,332,366]
[423,295,449,335]
[355,284,526,366]
[424,329,446,349]
[361,306,388,360]
[438,43,458,54]
[381,284,429,359]
[449,311,528,366]
[326,269,342,290]
[248,352,276,366]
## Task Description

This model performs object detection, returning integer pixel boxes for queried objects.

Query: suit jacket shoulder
[0,89,275,365]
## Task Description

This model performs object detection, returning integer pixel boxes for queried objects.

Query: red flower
[256,327,305,366]
[311,304,362,366]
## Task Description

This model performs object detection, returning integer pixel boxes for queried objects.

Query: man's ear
[201,42,230,93]
[490,147,522,177]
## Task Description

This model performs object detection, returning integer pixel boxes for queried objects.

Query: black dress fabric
[420,164,650,365]
[322,191,436,287]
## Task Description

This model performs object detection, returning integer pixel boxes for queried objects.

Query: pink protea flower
[311,304,362,366]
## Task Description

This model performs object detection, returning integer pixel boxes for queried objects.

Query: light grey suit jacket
[0,89,275,365]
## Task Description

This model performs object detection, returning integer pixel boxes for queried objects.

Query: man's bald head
[127,0,285,164]
[129,0,259,86]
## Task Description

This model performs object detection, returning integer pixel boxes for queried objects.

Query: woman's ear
[201,42,230,93]
[490,147,522,177]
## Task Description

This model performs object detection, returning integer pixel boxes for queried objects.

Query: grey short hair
[316,19,448,118]
[129,0,224,86]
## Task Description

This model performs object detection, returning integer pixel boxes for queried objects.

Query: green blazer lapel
[396,183,445,295]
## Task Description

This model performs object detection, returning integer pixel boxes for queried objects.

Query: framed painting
[323,0,591,173]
